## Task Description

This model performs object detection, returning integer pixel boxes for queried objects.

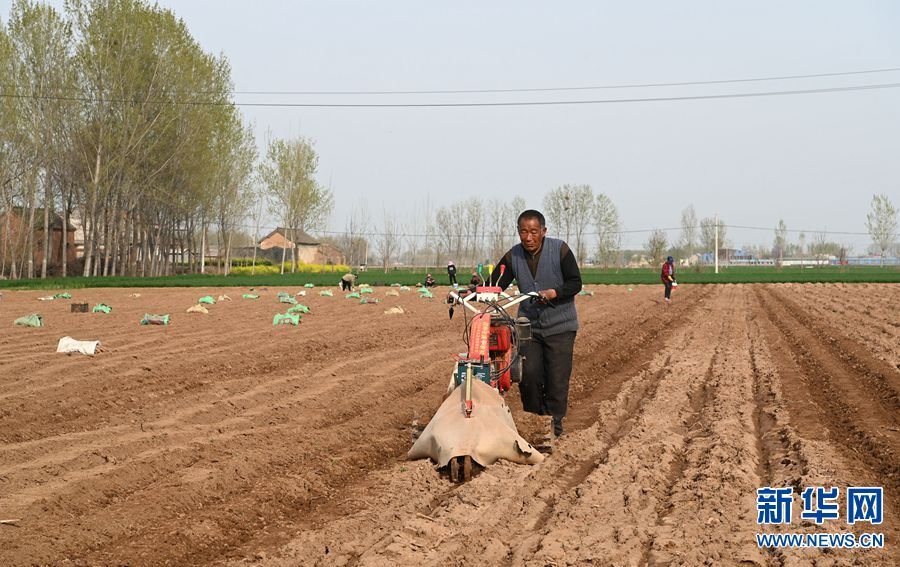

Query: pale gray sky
[3,0,899,252]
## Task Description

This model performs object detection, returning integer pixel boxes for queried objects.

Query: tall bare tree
[247,182,266,275]
[569,185,594,264]
[700,217,726,258]
[463,197,483,266]
[340,199,370,268]
[645,229,668,266]
[811,229,829,265]
[679,205,698,260]
[593,193,621,267]
[376,209,401,273]
[506,196,525,250]
[486,198,507,261]
[544,185,592,258]
[774,219,788,266]
[865,194,898,266]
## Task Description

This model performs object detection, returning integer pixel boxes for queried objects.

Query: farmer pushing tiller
[408,209,582,482]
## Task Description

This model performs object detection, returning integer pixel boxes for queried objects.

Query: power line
[225,222,874,239]
[5,66,900,97]
[726,224,872,236]
[2,82,900,108]
[228,66,900,95]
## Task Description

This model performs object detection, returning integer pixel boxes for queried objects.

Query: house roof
[3,207,77,231]
[259,227,320,246]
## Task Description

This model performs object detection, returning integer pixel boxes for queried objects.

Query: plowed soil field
[1,283,898,566]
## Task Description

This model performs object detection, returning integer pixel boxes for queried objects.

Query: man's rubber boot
[552,416,564,439]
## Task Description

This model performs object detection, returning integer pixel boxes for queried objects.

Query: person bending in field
[489,209,582,440]
[661,256,676,303]
[341,272,357,291]
[424,274,436,288]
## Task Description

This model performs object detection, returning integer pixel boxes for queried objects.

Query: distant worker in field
[424,274,436,288]
[447,261,457,286]
[469,271,482,288]
[661,256,676,303]
[489,209,582,439]
[341,272,357,292]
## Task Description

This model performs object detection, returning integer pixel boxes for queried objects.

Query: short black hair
[517,209,546,227]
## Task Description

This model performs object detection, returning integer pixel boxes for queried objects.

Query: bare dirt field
[1,283,898,566]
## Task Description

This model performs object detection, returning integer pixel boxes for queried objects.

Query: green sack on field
[287,304,310,314]
[345,292,360,299]
[360,287,374,294]
[360,297,380,304]
[304,283,315,288]
[319,290,333,297]
[390,283,401,287]
[399,286,411,292]
[578,290,594,296]
[14,313,43,327]
[199,295,216,305]
[140,314,170,326]
[273,312,300,326]
[280,295,298,304]
[419,289,433,299]
[53,292,72,299]
[92,303,112,313]
[243,293,259,300]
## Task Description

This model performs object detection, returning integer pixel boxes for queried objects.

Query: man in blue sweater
[490,210,582,439]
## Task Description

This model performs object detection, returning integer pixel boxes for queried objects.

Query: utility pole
[714,214,719,275]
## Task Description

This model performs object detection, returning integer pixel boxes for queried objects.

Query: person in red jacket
[661,256,676,303]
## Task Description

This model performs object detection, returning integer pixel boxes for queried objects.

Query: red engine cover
[489,325,511,352]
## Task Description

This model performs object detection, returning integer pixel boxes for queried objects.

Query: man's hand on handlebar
[537,289,557,303]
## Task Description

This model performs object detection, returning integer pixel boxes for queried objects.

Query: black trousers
[341,280,352,291]
[664,281,673,299]
[448,273,457,285]
[519,331,576,419]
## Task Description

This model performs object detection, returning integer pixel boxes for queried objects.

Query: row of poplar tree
[1,0,332,280]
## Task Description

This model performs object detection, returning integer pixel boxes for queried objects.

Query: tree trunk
[280,238,287,275]
[224,231,233,276]
[102,198,113,276]
[25,181,37,279]
[41,174,50,279]
[200,220,206,274]
[0,215,7,279]
[92,211,102,277]
[139,223,149,277]
[61,186,72,278]
[150,222,162,277]
[1,196,11,278]
[83,144,102,277]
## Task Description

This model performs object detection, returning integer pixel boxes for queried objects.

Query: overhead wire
[4,65,900,97]
[228,66,900,95]
[2,81,900,107]
[223,222,875,239]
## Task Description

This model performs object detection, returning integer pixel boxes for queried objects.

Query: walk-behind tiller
[407,267,545,482]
